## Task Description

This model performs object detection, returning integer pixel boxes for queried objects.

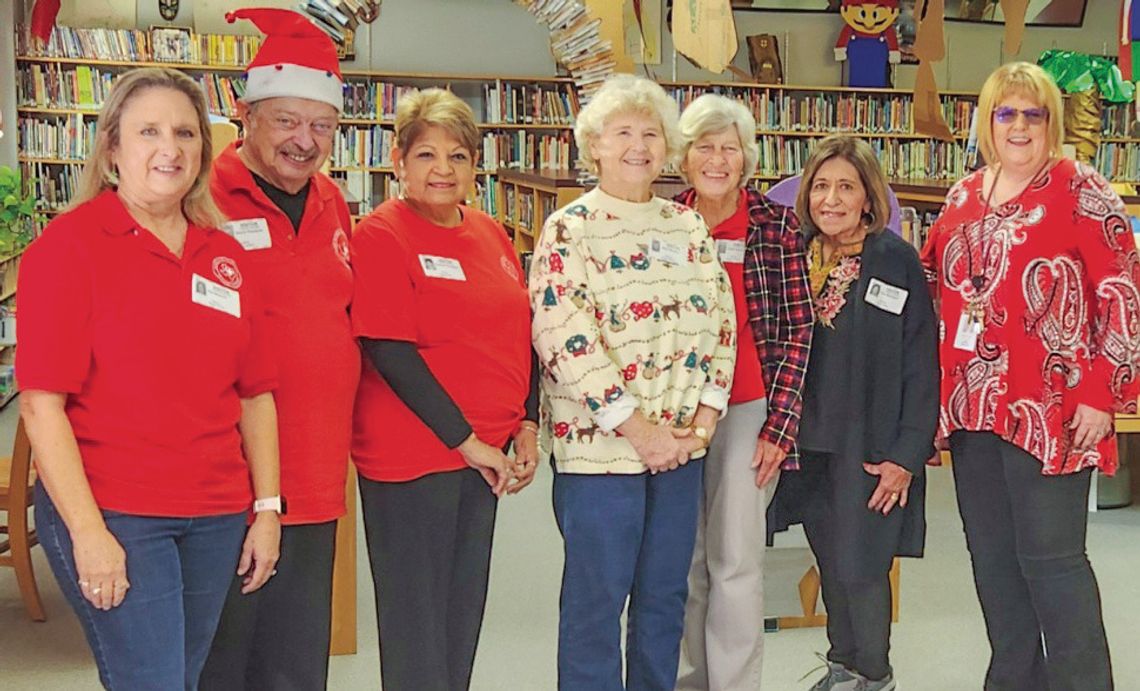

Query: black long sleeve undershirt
[360,338,540,450]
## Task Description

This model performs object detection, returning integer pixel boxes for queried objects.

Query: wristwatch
[693,426,710,447]
[253,495,287,515]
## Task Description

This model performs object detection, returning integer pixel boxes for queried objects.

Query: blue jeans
[553,462,703,691]
[36,483,247,690]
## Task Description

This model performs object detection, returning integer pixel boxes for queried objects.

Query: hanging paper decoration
[671,0,738,74]
[514,0,620,106]
[1038,50,1136,163]
[911,0,953,142]
[158,0,179,22]
[30,0,62,43]
[1122,0,1139,81]
[999,0,1029,54]
[834,0,901,88]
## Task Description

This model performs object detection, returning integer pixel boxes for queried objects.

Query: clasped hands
[458,423,539,498]
[620,405,719,475]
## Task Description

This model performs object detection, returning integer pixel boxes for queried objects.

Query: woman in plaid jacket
[674,94,814,691]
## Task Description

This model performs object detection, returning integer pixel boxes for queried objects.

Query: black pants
[200,520,338,691]
[360,468,498,691]
[799,454,893,682]
[950,431,1112,691]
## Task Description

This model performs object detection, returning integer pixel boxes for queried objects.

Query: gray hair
[677,93,759,187]
[573,74,681,174]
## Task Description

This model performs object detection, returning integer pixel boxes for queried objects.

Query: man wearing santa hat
[200,8,360,690]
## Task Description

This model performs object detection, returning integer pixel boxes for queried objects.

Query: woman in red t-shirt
[350,88,538,690]
[672,94,814,690]
[922,62,1140,690]
[16,68,281,691]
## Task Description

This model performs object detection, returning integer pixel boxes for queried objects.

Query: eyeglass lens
[993,106,1047,125]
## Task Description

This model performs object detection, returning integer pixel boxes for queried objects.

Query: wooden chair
[777,558,901,630]
[0,417,46,621]
[210,120,239,160]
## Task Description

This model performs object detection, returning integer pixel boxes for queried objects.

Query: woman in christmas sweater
[922,61,1140,691]
[530,74,736,690]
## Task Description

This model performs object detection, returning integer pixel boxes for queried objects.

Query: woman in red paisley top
[921,61,1140,691]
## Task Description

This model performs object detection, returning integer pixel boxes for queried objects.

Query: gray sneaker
[850,672,897,691]
[807,661,858,690]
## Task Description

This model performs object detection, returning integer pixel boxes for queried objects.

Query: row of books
[755,136,972,180]
[482,83,579,125]
[506,188,559,232]
[1102,103,1140,138]
[198,74,246,118]
[17,63,113,110]
[484,131,574,171]
[342,82,419,121]
[20,26,263,66]
[331,128,574,172]
[19,62,246,119]
[898,206,943,252]
[1093,143,1140,182]
[17,115,96,161]
[332,126,396,169]
[19,161,83,211]
[667,85,975,136]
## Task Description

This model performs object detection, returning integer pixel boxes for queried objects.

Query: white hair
[573,74,681,174]
[677,93,759,187]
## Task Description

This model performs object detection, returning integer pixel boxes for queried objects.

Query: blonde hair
[975,62,1065,166]
[574,74,682,175]
[394,88,481,158]
[678,93,759,187]
[71,67,223,228]
[796,136,891,238]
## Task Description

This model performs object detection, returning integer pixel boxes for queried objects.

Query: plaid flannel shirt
[678,187,813,468]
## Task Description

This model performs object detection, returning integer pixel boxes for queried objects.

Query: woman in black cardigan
[768,136,939,691]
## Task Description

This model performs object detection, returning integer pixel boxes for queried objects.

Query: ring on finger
[91,587,103,595]
[890,492,899,501]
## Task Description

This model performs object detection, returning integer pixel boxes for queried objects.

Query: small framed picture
[151,26,192,63]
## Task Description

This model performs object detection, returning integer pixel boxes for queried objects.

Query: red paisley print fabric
[921,159,1140,475]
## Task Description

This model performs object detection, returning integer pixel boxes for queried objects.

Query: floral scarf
[808,236,863,329]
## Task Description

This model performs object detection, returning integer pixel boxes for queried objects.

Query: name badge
[191,274,241,318]
[716,239,746,264]
[864,278,908,315]
[649,238,687,266]
[222,218,272,251]
[953,311,982,351]
[419,254,467,281]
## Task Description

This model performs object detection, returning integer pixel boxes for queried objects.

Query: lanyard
[962,157,1053,297]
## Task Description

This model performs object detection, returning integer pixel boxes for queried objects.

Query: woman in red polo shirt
[350,88,538,690]
[16,68,281,691]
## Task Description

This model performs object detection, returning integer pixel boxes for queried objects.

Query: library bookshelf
[14,28,1140,241]
[16,53,581,220]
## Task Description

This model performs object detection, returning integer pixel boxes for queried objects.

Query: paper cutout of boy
[834,0,901,88]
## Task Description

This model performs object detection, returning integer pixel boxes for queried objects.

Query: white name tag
[864,278,908,315]
[716,239,745,264]
[953,311,982,351]
[222,218,272,251]
[418,254,467,281]
[649,238,687,265]
[191,274,241,318]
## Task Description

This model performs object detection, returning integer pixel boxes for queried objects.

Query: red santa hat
[226,7,344,112]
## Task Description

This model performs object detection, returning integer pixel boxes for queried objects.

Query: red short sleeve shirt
[211,144,360,524]
[350,199,532,482]
[711,190,766,405]
[15,191,277,517]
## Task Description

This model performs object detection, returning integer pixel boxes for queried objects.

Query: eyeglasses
[261,112,337,139]
[993,106,1048,125]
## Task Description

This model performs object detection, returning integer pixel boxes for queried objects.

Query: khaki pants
[677,398,776,691]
